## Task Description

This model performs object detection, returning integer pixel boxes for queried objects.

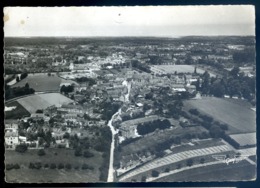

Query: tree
[16,76,20,82]
[194,66,197,74]
[6,164,14,171]
[13,164,20,169]
[20,72,28,80]
[164,167,170,172]
[141,175,147,182]
[209,125,225,138]
[25,82,29,89]
[34,162,42,169]
[63,132,70,139]
[65,163,72,170]
[36,109,43,113]
[201,71,210,95]
[210,82,225,97]
[37,149,46,156]
[230,67,240,78]
[151,170,160,177]
[83,150,94,158]
[50,163,56,169]
[15,144,27,153]
[82,163,89,170]
[74,147,82,156]
[58,163,64,169]
[186,159,194,167]
[29,162,35,169]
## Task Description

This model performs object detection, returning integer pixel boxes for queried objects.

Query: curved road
[107,80,131,182]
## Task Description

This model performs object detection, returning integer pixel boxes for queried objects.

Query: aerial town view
[4,6,256,183]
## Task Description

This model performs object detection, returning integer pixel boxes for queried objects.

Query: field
[5,148,103,183]
[184,97,256,134]
[229,133,256,146]
[155,160,256,182]
[11,73,77,92]
[17,93,73,113]
[5,101,31,119]
[151,65,216,77]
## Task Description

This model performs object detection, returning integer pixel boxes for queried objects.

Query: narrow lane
[107,80,131,182]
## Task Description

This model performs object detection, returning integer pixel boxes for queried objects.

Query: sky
[4,6,255,37]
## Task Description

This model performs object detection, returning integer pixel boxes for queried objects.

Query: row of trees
[6,164,20,170]
[138,157,205,181]
[186,109,240,148]
[28,162,94,170]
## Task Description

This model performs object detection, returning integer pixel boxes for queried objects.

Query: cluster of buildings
[5,119,39,150]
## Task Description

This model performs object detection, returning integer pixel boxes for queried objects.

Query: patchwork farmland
[11,73,78,92]
[17,93,73,113]
[184,97,256,134]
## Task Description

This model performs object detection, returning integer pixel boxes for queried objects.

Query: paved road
[118,144,232,182]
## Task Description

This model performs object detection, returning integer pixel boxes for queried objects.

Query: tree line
[196,68,255,103]
[5,83,35,100]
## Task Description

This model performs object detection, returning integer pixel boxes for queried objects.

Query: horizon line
[4,35,255,38]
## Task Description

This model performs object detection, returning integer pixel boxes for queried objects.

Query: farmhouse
[5,130,19,149]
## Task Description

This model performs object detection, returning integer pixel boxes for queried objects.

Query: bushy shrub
[34,162,42,169]
[82,163,89,170]
[58,163,64,169]
[15,144,28,153]
[6,164,14,170]
[83,150,94,158]
[151,170,160,177]
[13,164,20,169]
[65,163,72,170]
[50,163,56,169]
[37,149,46,156]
